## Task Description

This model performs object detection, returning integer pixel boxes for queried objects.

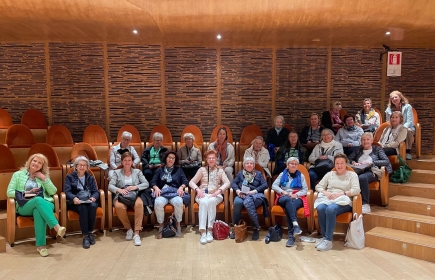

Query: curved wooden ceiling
[0,0,434,47]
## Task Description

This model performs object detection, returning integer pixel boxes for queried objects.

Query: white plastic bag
[344,213,365,249]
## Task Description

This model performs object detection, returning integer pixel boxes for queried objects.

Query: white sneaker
[317,240,333,251]
[315,238,325,248]
[133,235,142,246]
[362,204,371,214]
[200,233,207,245]
[206,231,214,243]
[126,229,134,240]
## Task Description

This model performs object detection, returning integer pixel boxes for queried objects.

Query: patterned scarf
[330,110,343,125]
[214,140,227,164]
[162,166,174,183]
[242,169,255,184]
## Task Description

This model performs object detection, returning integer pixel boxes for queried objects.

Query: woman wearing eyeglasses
[141,132,168,182]
[109,131,140,178]
[189,150,230,244]
[321,101,344,134]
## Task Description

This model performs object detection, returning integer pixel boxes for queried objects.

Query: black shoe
[293,225,302,236]
[286,236,295,247]
[252,229,260,241]
[88,234,96,245]
[82,236,91,249]
[229,231,235,239]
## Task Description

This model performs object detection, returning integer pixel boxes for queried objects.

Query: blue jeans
[358,171,377,204]
[316,203,352,241]
[277,196,303,234]
[233,196,262,228]
[308,169,318,191]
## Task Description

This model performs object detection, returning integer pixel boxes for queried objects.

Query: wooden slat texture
[0,43,48,123]
[276,48,328,132]
[49,43,105,142]
[388,195,435,217]
[386,49,435,154]
[107,44,162,142]
[165,47,218,142]
[220,48,273,140]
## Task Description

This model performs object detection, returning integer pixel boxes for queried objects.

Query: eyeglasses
[288,163,298,166]
[167,157,176,160]
[77,164,88,168]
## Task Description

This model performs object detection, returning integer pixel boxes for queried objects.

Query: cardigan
[108,168,149,194]
[64,171,99,201]
[266,127,290,148]
[141,146,168,170]
[378,125,408,154]
[348,145,393,174]
[231,170,268,194]
[243,146,270,169]
[7,169,57,209]
[150,166,189,189]
[189,166,230,194]
[177,145,202,165]
[385,103,415,131]
[207,142,235,168]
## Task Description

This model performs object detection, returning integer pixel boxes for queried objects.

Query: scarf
[242,169,256,184]
[346,125,357,131]
[380,124,403,147]
[361,108,376,123]
[214,140,227,164]
[330,110,343,125]
[279,170,302,189]
[162,166,174,183]
[320,139,336,150]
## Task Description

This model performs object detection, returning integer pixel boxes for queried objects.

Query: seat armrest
[60,192,67,227]
[352,194,362,217]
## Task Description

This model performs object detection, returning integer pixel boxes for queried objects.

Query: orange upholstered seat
[21,109,48,143]
[412,108,421,158]
[0,109,13,144]
[146,125,175,151]
[46,125,74,164]
[191,188,229,225]
[177,125,205,153]
[6,124,36,167]
[117,125,144,156]
[238,124,263,161]
[83,125,110,163]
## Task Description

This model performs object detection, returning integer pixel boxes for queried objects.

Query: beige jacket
[189,166,230,194]
[378,125,407,154]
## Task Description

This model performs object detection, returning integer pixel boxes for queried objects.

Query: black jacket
[266,127,290,148]
[64,171,99,201]
[141,146,168,170]
[299,125,325,144]
[150,166,189,189]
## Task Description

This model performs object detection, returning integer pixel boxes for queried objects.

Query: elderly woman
[322,101,344,134]
[378,111,408,156]
[385,90,415,160]
[273,132,308,176]
[109,131,140,178]
[355,98,380,133]
[207,127,235,181]
[141,132,168,182]
[230,157,269,241]
[266,115,290,159]
[177,133,202,179]
[314,153,361,252]
[151,151,189,239]
[109,152,149,246]
[272,157,308,247]
[308,128,344,190]
[189,150,230,244]
[243,136,271,177]
[348,133,392,214]
[334,114,364,156]
[6,154,66,257]
[64,156,99,249]
[300,113,324,145]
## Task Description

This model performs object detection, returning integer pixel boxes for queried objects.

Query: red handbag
[212,220,230,240]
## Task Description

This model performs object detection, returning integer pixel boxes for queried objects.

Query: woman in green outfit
[7,153,66,257]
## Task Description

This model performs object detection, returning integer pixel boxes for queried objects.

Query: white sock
[293,222,299,226]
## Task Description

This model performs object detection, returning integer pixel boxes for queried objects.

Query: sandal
[37,248,49,257]
[156,229,163,239]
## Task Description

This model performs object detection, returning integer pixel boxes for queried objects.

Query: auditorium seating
[0,109,13,144]
[413,108,421,158]
[177,125,205,154]
[21,109,48,143]
[5,124,36,167]
[116,125,144,156]
[0,145,18,210]
[238,124,263,161]
[191,188,229,226]
[229,188,270,228]
[374,108,383,124]
[373,121,406,167]
[70,142,104,191]
[46,124,75,165]
[83,124,110,164]
[146,125,175,151]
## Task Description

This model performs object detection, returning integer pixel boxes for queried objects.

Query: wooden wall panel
[0,43,48,123]
[165,47,217,142]
[386,49,435,154]
[220,48,273,140]
[49,43,105,142]
[276,48,328,132]
[107,44,162,142]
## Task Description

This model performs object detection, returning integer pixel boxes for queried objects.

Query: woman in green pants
[7,153,66,257]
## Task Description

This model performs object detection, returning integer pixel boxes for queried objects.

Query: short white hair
[286,157,299,165]
[121,131,132,140]
[74,156,89,169]
[274,115,284,123]
[153,132,163,141]
[183,133,195,141]
[243,156,255,166]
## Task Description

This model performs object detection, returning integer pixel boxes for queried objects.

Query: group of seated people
[5,89,412,256]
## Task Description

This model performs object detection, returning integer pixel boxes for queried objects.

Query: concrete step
[366,227,435,263]
[388,195,435,216]
[408,169,435,184]
[363,207,435,237]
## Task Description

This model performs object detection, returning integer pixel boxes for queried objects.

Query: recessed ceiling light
[133,30,138,34]
[385,31,390,35]
[216,34,221,40]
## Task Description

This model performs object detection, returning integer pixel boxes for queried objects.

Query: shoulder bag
[213,220,230,240]
[162,214,178,238]
[234,219,248,243]
[314,147,334,177]
[117,185,138,208]
[265,223,282,244]
[344,213,365,249]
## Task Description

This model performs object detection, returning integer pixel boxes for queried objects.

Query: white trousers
[196,194,223,231]
[154,196,183,224]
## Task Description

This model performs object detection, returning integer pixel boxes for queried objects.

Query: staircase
[364,157,435,263]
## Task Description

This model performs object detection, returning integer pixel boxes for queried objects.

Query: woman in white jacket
[243,136,271,177]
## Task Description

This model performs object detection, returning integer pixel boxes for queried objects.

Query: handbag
[390,155,412,183]
[265,223,282,244]
[348,163,372,175]
[117,186,139,208]
[314,158,334,177]
[212,220,230,240]
[76,189,91,201]
[161,214,178,238]
[234,219,248,243]
[344,213,365,249]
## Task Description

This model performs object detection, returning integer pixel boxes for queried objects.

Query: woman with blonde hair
[385,90,415,159]
[189,150,230,244]
[7,154,66,257]
[321,101,344,134]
